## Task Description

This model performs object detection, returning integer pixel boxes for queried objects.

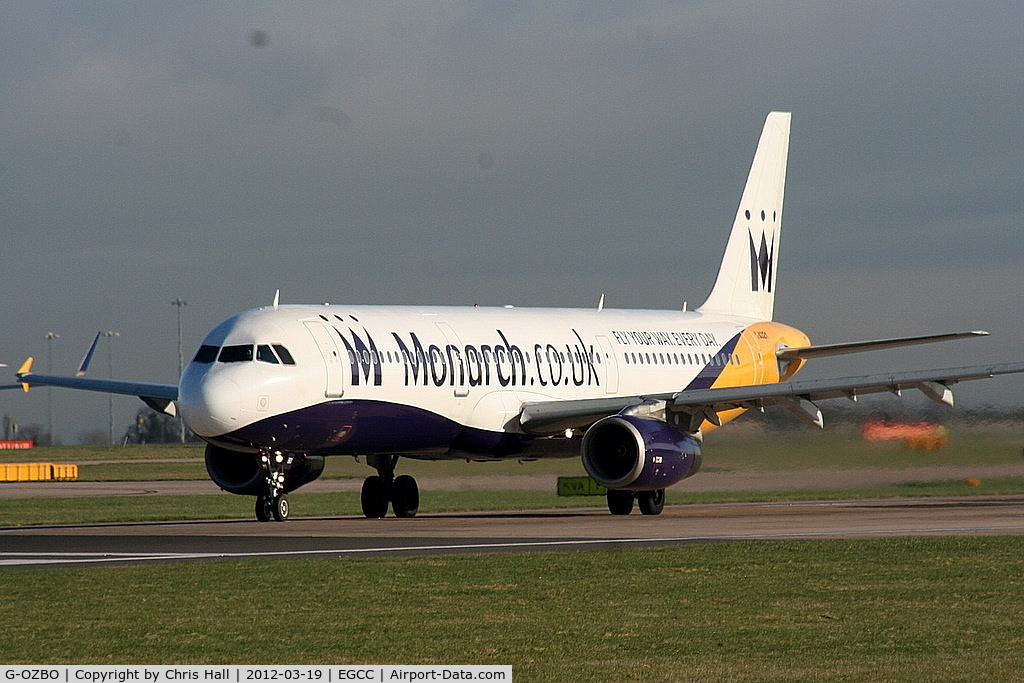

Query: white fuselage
[176,303,794,458]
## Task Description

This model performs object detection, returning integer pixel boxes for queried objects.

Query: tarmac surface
[4,461,1024,568]
[4,494,1024,568]
[5,461,1024,499]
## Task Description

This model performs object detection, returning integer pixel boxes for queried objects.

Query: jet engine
[204,444,325,495]
[581,415,702,490]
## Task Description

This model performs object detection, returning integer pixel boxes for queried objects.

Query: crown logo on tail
[748,229,775,293]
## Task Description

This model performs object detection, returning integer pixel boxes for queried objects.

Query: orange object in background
[0,463,78,482]
[861,421,948,450]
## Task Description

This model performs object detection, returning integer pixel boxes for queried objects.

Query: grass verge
[3,537,1024,681]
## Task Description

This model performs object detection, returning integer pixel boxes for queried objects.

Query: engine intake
[204,444,325,495]
[581,415,701,490]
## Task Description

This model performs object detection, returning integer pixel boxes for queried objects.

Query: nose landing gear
[361,455,419,518]
[255,451,292,522]
[256,493,289,522]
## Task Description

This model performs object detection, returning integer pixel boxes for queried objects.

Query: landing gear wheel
[392,474,420,518]
[255,496,273,523]
[637,489,665,516]
[361,475,389,518]
[607,489,635,515]
[253,450,300,522]
[272,494,290,522]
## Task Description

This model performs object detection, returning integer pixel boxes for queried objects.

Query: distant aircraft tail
[698,112,791,321]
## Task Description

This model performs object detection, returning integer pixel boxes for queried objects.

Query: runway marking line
[5,523,1024,567]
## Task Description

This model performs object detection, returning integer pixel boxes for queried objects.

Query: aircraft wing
[519,395,663,436]
[519,361,1024,436]
[15,360,179,415]
[670,362,1024,428]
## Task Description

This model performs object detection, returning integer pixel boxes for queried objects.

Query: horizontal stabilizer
[777,331,988,361]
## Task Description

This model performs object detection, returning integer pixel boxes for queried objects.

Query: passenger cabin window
[219,345,254,363]
[193,345,218,364]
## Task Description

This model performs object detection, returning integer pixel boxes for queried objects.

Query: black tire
[637,489,665,516]
[607,489,634,515]
[361,475,389,518]
[272,494,290,522]
[255,496,272,522]
[392,475,419,518]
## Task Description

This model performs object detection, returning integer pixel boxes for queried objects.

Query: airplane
[15,111,1024,522]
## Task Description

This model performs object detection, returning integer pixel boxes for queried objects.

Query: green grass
[4,430,1024,677]
[1,427,1022,483]
[0,444,203,464]
[3,425,1024,527]
[3,537,1024,680]
[705,425,1024,469]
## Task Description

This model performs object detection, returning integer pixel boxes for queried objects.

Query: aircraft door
[596,336,619,394]
[436,322,470,398]
[303,320,344,398]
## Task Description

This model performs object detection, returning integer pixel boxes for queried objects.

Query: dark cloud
[0,2,1021,441]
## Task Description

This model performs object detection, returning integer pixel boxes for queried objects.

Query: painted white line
[5,524,1024,567]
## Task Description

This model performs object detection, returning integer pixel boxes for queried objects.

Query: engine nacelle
[581,415,702,490]
[204,444,325,495]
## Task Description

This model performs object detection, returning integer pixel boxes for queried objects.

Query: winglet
[76,332,102,376]
[17,357,33,392]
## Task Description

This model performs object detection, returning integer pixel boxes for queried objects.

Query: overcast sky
[1,2,1022,443]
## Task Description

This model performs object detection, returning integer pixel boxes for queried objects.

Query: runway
[4,495,1024,568]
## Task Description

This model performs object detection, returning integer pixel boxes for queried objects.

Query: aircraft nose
[178,372,242,437]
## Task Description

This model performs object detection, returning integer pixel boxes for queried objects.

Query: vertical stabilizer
[698,112,791,320]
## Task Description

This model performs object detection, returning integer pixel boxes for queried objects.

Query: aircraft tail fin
[698,112,791,320]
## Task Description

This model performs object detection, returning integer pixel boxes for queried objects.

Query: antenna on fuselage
[597,293,605,312]
[273,289,280,310]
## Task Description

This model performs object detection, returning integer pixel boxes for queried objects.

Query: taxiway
[4,496,1024,568]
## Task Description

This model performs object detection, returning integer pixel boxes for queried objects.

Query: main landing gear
[255,451,291,522]
[606,488,665,516]
[361,455,419,518]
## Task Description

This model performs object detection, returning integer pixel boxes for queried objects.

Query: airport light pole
[45,332,60,446]
[172,298,189,443]
[103,331,120,444]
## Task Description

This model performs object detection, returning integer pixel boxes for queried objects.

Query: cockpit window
[219,345,254,363]
[193,345,219,364]
[256,345,279,364]
[273,345,296,365]
[194,343,295,365]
